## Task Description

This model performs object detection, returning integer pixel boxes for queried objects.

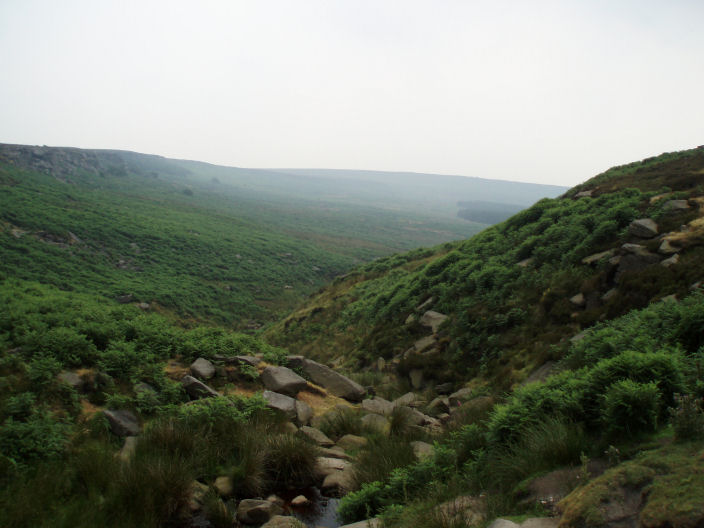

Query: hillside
[2,146,704,528]
[2,144,544,327]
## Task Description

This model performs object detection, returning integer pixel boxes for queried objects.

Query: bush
[319,407,364,440]
[352,436,416,488]
[602,379,661,436]
[263,433,319,488]
[670,393,704,441]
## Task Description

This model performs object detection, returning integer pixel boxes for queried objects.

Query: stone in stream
[213,476,233,497]
[261,366,308,396]
[237,499,283,525]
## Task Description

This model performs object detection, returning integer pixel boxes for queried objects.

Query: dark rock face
[104,409,140,437]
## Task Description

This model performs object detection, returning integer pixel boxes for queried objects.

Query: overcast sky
[1,1,702,186]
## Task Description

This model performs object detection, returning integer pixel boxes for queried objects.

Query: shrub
[319,407,364,440]
[670,393,704,441]
[338,480,386,523]
[602,379,661,437]
[263,433,319,488]
[352,436,416,488]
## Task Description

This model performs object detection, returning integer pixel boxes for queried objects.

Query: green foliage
[319,406,365,440]
[602,380,661,436]
[670,394,704,441]
[263,433,319,488]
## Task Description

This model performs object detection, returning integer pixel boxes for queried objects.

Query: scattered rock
[282,422,298,434]
[236,499,283,525]
[321,468,354,496]
[361,413,389,434]
[409,369,424,389]
[663,199,690,211]
[629,218,659,238]
[661,253,680,268]
[133,382,156,395]
[659,238,680,254]
[420,310,449,333]
[393,392,419,407]
[569,293,586,307]
[119,436,138,461]
[298,426,335,447]
[261,366,308,396]
[417,297,435,311]
[361,397,395,416]
[290,495,309,507]
[295,399,313,426]
[448,387,474,407]
[411,441,435,460]
[411,335,437,354]
[429,396,450,414]
[287,357,365,402]
[190,358,216,380]
[376,357,386,371]
[336,434,368,451]
[314,457,349,480]
[58,371,84,391]
[104,409,140,437]
[181,375,219,399]
[262,390,297,420]
[570,331,588,343]
[581,249,616,265]
[574,190,592,198]
[487,520,520,528]
[213,476,233,497]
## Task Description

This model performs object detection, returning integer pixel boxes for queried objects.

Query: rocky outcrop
[420,310,448,333]
[104,409,140,437]
[181,375,219,399]
[628,218,658,238]
[261,366,307,396]
[287,357,365,402]
[262,390,297,419]
[190,358,215,380]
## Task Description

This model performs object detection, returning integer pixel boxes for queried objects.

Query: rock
[361,413,389,433]
[602,288,618,301]
[616,245,661,281]
[58,371,84,391]
[404,313,417,325]
[137,302,150,311]
[574,190,592,198]
[409,369,424,389]
[236,499,283,525]
[314,457,349,480]
[376,357,386,371]
[319,446,350,460]
[518,520,559,528]
[411,335,437,354]
[436,382,454,394]
[298,426,335,447]
[581,249,616,265]
[104,409,140,437]
[569,293,586,307]
[321,468,354,496]
[282,421,298,434]
[487,520,520,528]
[661,253,680,268]
[629,218,659,238]
[181,375,219,399]
[189,480,210,511]
[419,310,448,333]
[659,238,680,254]
[261,516,306,528]
[336,434,368,451]
[663,199,690,211]
[361,397,395,416]
[417,297,435,311]
[448,387,474,407]
[393,392,419,407]
[435,495,486,527]
[213,476,233,497]
[411,441,435,460]
[261,366,308,396]
[116,294,134,304]
[190,358,216,380]
[290,495,309,506]
[521,362,556,386]
[429,396,450,414]
[119,436,138,461]
[295,399,313,426]
[339,519,380,528]
[133,382,156,395]
[286,357,365,402]
[517,257,534,267]
[262,390,297,419]
[266,495,285,508]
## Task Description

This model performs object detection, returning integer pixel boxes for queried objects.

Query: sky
[0,0,702,186]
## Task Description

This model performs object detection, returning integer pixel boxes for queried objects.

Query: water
[278,487,342,528]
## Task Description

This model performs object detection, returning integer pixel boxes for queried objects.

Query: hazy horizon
[1,0,702,186]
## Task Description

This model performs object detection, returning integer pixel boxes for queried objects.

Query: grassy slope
[0,145,490,327]
[265,146,704,389]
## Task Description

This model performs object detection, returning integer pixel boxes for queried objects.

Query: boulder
[448,387,474,407]
[409,369,424,389]
[213,476,233,497]
[262,390,297,420]
[58,371,84,391]
[629,218,659,238]
[429,396,450,414]
[420,310,448,333]
[261,366,308,396]
[295,399,313,426]
[659,238,680,254]
[104,409,140,437]
[236,499,283,525]
[416,297,435,311]
[436,382,454,394]
[411,335,437,354]
[339,519,380,528]
[190,358,216,380]
[189,480,210,511]
[321,467,354,496]
[404,313,417,325]
[602,288,618,302]
[261,516,306,528]
[282,421,298,434]
[361,397,395,416]
[361,413,389,433]
[314,457,349,480]
[290,495,309,506]
[569,293,586,307]
[663,199,690,211]
[411,441,435,460]
[336,434,368,451]
[319,446,350,460]
[520,519,559,528]
[287,357,365,402]
[181,375,219,399]
[661,253,680,268]
[393,392,419,407]
[298,426,334,447]
[119,436,138,461]
[521,362,556,386]
[435,495,486,527]
[133,382,156,395]
[581,249,616,265]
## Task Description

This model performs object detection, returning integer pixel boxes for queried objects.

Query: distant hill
[0,143,562,326]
